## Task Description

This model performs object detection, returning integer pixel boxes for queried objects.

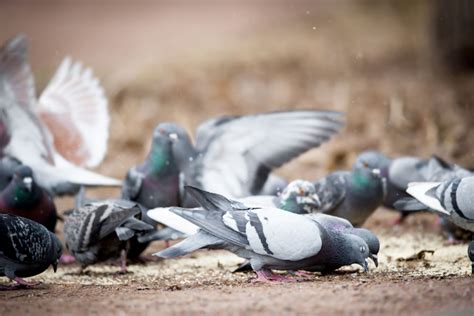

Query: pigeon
[63,199,154,271]
[147,179,321,242]
[305,155,384,227]
[356,151,473,219]
[0,214,62,289]
[468,240,474,274]
[258,174,288,196]
[0,34,121,195]
[395,177,474,233]
[146,110,344,207]
[121,125,181,258]
[154,186,371,282]
[0,165,57,232]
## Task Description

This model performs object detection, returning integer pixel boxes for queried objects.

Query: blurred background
[1,0,473,183]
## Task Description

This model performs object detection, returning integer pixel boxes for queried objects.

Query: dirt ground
[0,209,473,315]
[1,1,474,315]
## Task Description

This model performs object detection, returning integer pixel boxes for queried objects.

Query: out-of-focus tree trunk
[433,0,474,72]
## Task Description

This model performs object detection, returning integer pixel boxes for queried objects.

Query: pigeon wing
[38,58,109,168]
[192,110,344,198]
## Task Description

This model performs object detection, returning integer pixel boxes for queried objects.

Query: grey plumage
[307,156,384,227]
[63,199,153,269]
[0,156,21,190]
[153,110,344,206]
[396,177,474,233]
[154,186,372,281]
[356,151,473,210]
[0,214,62,287]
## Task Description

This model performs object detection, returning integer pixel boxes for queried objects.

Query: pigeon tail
[153,231,221,259]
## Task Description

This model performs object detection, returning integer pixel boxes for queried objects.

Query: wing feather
[38,57,109,167]
[194,110,344,197]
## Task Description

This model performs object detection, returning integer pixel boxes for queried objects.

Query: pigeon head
[348,228,380,267]
[355,151,390,171]
[147,124,178,172]
[351,155,384,194]
[50,232,63,272]
[278,180,320,214]
[338,234,370,272]
[12,165,35,193]
[153,122,194,170]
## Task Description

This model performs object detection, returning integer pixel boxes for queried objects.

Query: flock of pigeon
[0,34,473,289]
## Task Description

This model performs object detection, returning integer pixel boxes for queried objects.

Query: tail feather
[393,197,428,211]
[153,231,222,259]
[184,186,235,212]
[147,207,199,235]
[406,182,448,214]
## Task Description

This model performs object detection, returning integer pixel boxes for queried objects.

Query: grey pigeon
[258,174,288,196]
[0,35,121,196]
[0,165,57,232]
[0,214,62,289]
[63,199,153,272]
[151,110,344,207]
[355,151,426,209]
[154,186,371,282]
[230,213,380,273]
[356,151,473,221]
[395,177,474,233]
[395,177,474,272]
[306,155,384,227]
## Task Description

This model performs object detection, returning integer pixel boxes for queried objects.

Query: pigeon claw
[254,269,297,282]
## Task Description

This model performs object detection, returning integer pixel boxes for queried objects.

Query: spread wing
[38,58,109,167]
[192,110,344,198]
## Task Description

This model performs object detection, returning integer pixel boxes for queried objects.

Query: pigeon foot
[254,269,296,282]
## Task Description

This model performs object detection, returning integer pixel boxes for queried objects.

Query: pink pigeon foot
[254,269,296,282]
[59,254,76,264]
[13,277,41,288]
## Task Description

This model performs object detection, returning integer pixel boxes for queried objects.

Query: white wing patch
[38,57,109,168]
[406,182,448,214]
[147,207,199,235]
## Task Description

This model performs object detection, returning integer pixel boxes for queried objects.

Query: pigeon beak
[23,177,33,191]
[52,261,58,273]
[169,133,179,141]
[371,168,381,177]
[369,254,379,267]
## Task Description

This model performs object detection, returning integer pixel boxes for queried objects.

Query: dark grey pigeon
[0,35,121,196]
[153,110,344,207]
[121,125,181,258]
[0,214,62,289]
[154,186,371,282]
[0,165,57,232]
[307,156,384,227]
[63,199,153,272]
